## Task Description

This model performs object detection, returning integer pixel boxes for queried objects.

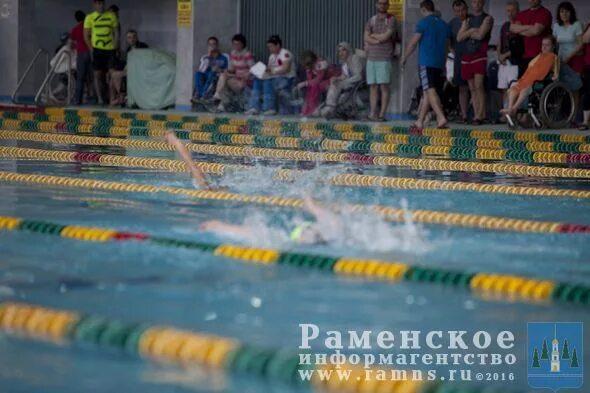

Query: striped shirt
[229,49,255,79]
[365,14,396,61]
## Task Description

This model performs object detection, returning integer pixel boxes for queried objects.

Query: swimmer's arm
[302,195,339,228]
[200,220,256,241]
[165,131,210,189]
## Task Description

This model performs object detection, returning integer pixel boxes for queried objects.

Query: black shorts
[419,66,443,94]
[92,49,115,72]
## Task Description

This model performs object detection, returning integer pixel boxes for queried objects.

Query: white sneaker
[263,109,277,116]
[244,108,258,115]
[216,103,226,113]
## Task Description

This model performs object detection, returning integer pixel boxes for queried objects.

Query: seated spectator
[108,30,148,106]
[320,42,366,119]
[296,50,332,116]
[210,34,255,112]
[193,37,229,102]
[246,35,296,116]
[501,35,559,116]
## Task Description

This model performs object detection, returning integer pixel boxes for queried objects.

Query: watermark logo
[528,322,583,391]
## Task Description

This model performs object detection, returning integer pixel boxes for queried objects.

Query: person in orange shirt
[500,35,559,116]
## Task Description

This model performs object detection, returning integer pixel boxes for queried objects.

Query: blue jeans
[194,70,217,98]
[248,77,292,113]
[74,51,91,105]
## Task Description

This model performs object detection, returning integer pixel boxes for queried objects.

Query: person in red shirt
[509,0,552,76]
[70,10,91,105]
[580,23,590,130]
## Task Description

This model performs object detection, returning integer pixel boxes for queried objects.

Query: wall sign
[177,0,192,27]
[388,0,404,21]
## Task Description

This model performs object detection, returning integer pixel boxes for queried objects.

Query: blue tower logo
[528,322,583,391]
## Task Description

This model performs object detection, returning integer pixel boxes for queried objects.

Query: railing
[11,49,50,105]
[11,48,74,106]
[35,49,74,106]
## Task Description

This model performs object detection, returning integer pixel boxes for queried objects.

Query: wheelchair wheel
[539,81,575,129]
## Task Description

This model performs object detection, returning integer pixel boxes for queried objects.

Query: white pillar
[175,0,196,111]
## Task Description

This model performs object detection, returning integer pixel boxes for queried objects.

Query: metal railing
[35,50,74,106]
[11,49,50,105]
[11,48,74,106]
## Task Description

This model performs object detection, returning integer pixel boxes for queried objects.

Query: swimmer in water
[165,131,212,189]
[200,194,341,245]
[166,130,340,245]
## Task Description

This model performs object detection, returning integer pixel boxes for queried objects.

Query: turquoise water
[0,138,590,392]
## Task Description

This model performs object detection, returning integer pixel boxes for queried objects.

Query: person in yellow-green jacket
[84,0,119,105]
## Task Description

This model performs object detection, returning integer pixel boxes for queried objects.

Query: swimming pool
[0,107,589,393]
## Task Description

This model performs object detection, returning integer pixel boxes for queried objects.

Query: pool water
[0,126,589,393]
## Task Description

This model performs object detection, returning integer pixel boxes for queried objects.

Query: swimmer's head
[290,222,325,244]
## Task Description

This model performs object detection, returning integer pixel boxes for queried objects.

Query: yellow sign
[388,0,404,21]
[177,0,192,27]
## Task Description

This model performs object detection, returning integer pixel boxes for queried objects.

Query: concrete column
[0,0,19,100]
[175,0,196,111]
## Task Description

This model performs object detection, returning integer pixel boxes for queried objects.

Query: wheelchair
[333,81,369,120]
[505,79,575,129]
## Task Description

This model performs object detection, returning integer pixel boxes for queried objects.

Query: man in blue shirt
[193,37,229,102]
[402,0,450,129]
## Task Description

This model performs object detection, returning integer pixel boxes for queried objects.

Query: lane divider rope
[3,128,589,167]
[0,168,589,234]
[4,108,589,144]
[2,153,589,200]
[0,301,521,393]
[2,138,590,180]
[0,217,588,305]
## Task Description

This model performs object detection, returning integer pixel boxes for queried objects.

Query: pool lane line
[4,116,590,157]
[1,302,521,393]
[0,215,589,306]
[2,139,590,181]
[1,170,590,234]
[4,107,590,144]
[2,152,590,200]
[2,128,589,167]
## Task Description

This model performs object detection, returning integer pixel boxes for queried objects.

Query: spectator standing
[193,37,229,101]
[510,0,552,75]
[320,42,366,119]
[84,0,119,105]
[402,0,450,129]
[497,1,523,93]
[579,23,590,130]
[457,0,494,125]
[70,10,90,105]
[448,0,470,123]
[108,30,148,106]
[364,0,397,122]
[246,35,296,116]
[553,2,584,74]
[211,34,255,112]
